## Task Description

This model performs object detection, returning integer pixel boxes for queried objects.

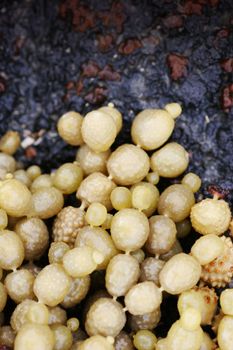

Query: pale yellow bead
[191,234,224,265]
[76,144,110,175]
[218,315,233,350]
[85,203,107,227]
[57,111,83,146]
[98,105,122,133]
[79,335,115,350]
[125,281,162,315]
[0,230,25,270]
[63,246,104,278]
[107,144,150,186]
[111,209,149,252]
[190,198,231,236]
[178,288,218,326]
[33,264,71,307]
[159,253,201,295]
[14,323,55,350]
[151,142,189,178]
[182,172,201,193]
[167,320,203,350]
[0,179,32,217]
[105,254,140,297]
[132,184,156,211]
[27,302,49,324]
[220,289,233,316]
[155,338,168,350]
[164,102,182,119]
[131,109,175,150]
[81,110,117,152]
[180,308,201,331]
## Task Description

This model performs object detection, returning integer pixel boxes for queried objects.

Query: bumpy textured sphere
[159,253,201,294]
[131,109,175,150]
[158,184,195,222]
[145,215,177,255]
[0,230,24,270]
[178,287,218,326]
[33,263,71,306]
[77,172,116,210]
[61,275,90,308]
[75,226,118,269]
[15,217,49,260]
[32,187,64,219]
[85,297,126,337]
[111,209,149,252]
[57,111,83,146]
[218,316,233,350]
[14,323,55,350]
[201,236,233,288]
[166,320,203,350]
[151,142,189,178]
[76,144,111,175]
[0,179,32,217]
[79,335,115,350]
[98,105,123,133]
[53,206,85,247]
[107,144,150,186]
[125,281,162,315]
[190,198,231,236]
[105,254,140,297]
[191,234,224,265]
[81,110,117,152]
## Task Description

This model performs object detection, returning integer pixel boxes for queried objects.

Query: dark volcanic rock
[0,0,232,205]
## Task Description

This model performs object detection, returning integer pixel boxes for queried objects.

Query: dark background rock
[0,0,233,204]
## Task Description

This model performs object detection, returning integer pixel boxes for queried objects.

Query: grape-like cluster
[0,103,231,350]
